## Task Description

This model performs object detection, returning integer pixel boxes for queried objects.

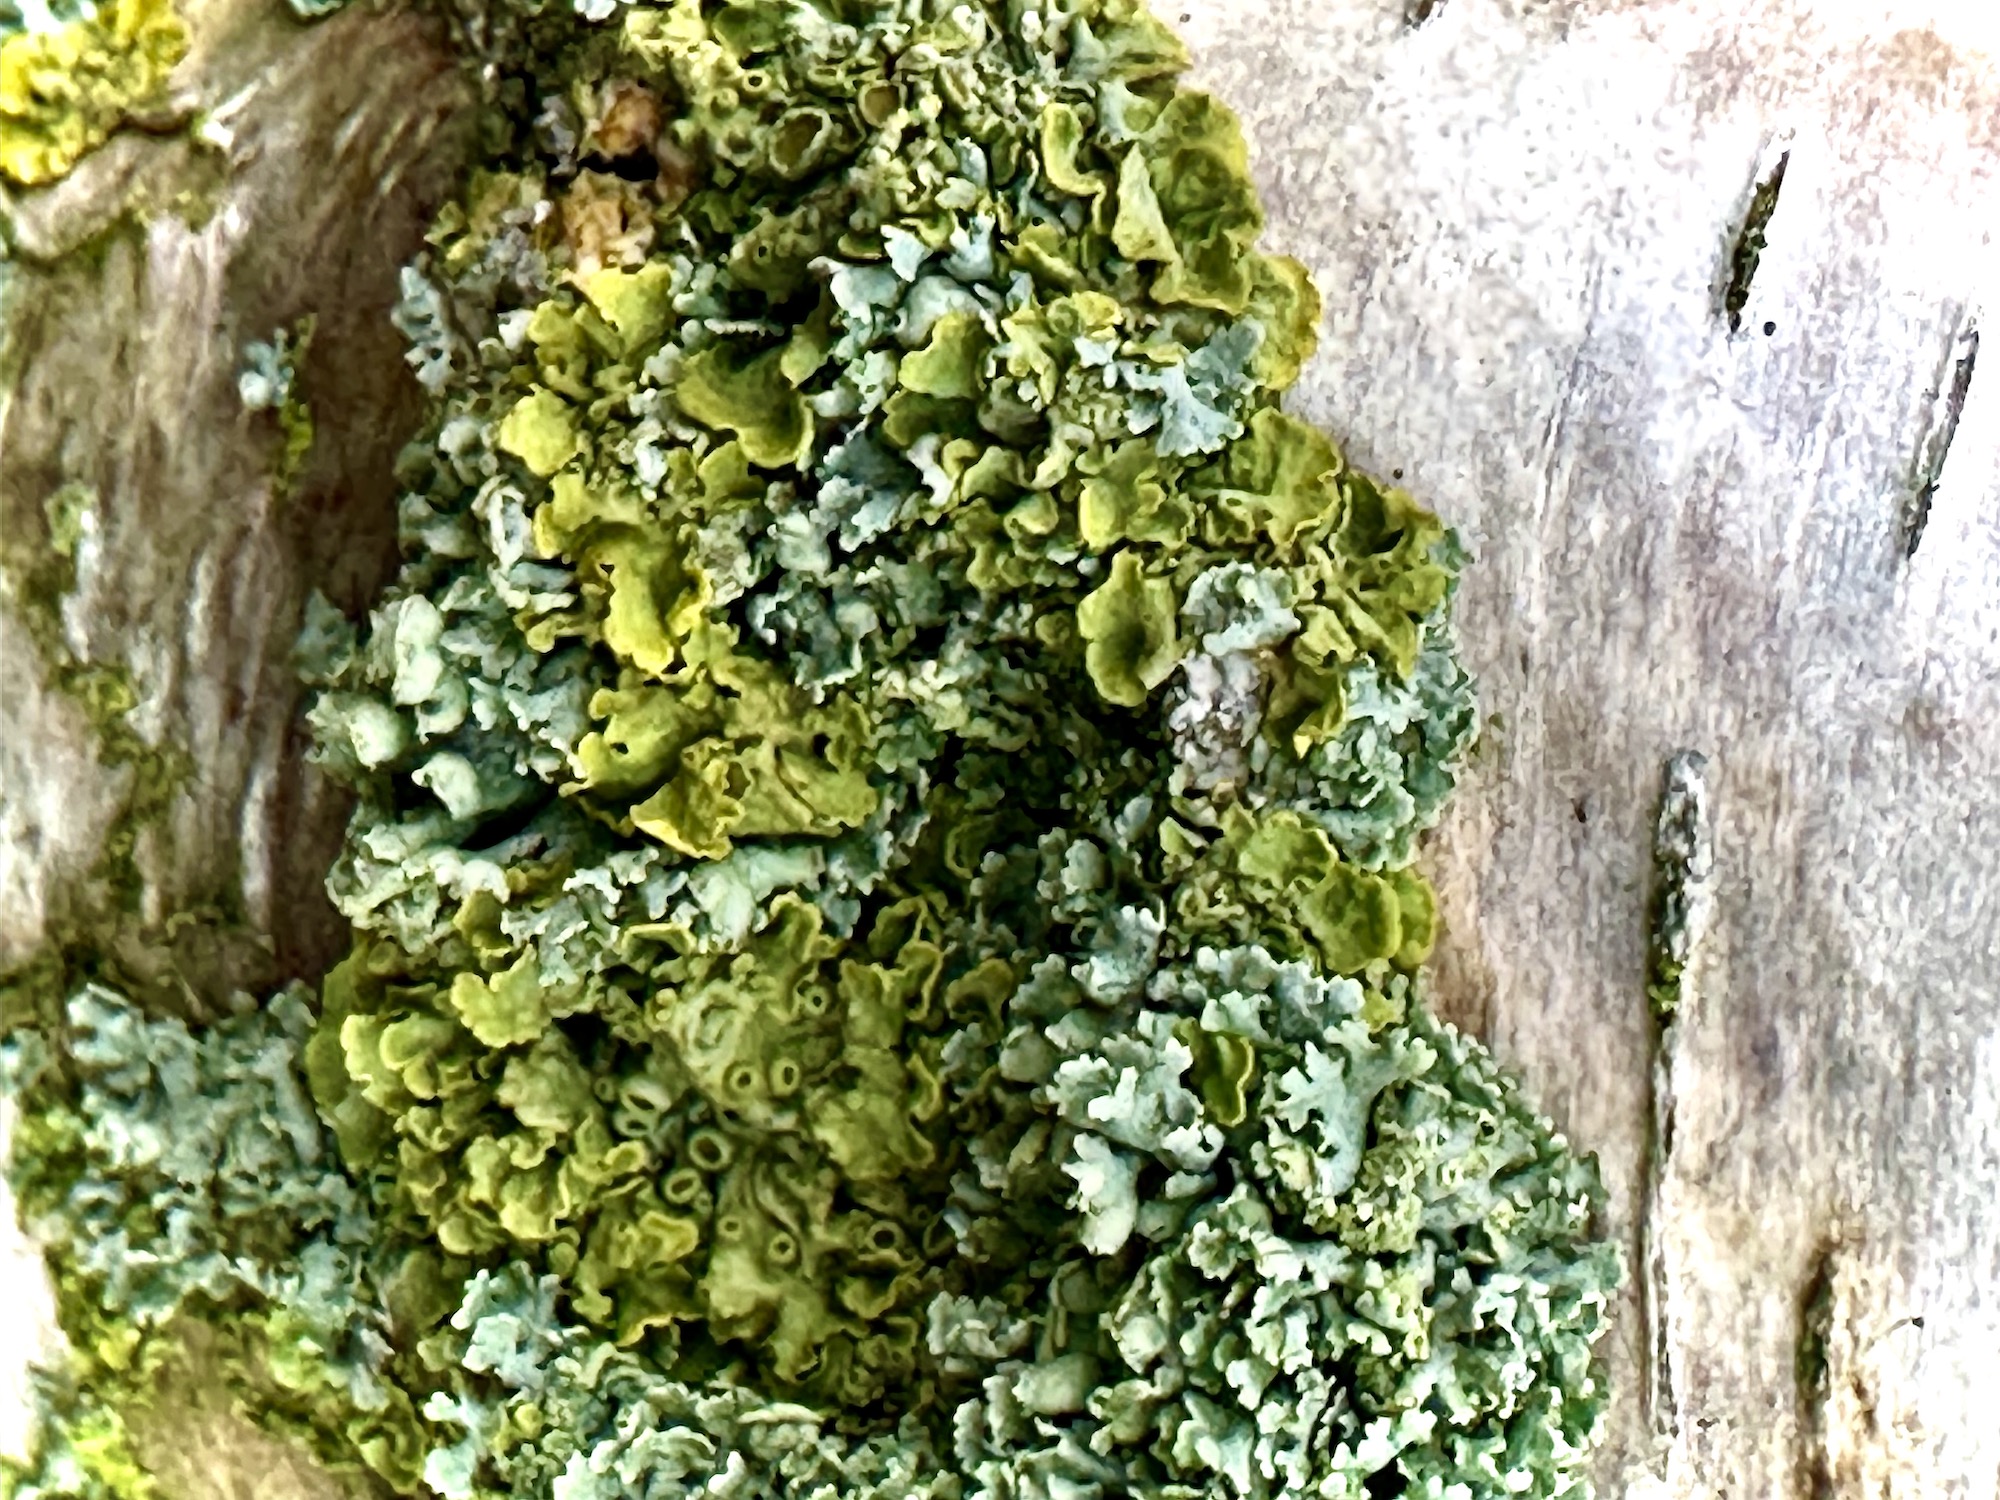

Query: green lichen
[2,1371,157,1500]
[7,4,1620,1499]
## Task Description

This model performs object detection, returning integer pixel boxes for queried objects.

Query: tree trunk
[4,1,1996,1496]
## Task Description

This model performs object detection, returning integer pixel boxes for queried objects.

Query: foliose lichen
[5,3,1621,1498]
[0,0,188,188]
[240,316,319,496]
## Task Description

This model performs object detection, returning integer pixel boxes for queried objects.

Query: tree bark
[1,0,472,1477]
[4,1,1996,1496]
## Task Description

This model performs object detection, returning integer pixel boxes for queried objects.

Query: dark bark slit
[1724,149,1789,333]
[1903,322,1978,560]
[1796,1238,1841,1500]
[1639,751,1711,1442]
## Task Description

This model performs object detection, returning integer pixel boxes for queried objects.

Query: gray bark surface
[3,2,1996,1496]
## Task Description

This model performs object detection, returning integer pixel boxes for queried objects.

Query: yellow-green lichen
[0,0,188,188]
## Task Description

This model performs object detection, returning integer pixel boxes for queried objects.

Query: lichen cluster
[3,3,1620,1499]
[0,0,187,187]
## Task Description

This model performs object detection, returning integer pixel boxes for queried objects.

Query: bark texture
[3,1,1996,1496]
[0,0,471,1471]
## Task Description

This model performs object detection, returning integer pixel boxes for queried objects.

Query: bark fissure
[1903,319,1978,560]
[1797,1238,1841,1500]
[1639,752,1711,1445]
[1724,148,1790,333]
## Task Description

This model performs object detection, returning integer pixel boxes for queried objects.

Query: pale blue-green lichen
[240,316,318,494]
[6,3,1620,1498]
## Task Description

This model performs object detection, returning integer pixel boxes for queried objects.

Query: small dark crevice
[1638,751,1711,1443]
[1724,149,1790,333]
[1903,323,1978,560]
[1406,0,1446,26]
[1639,1067,1677,1441]
[1797,1239,1842,1500]
[1645,750,1712,1022]
[1654,1071,1676,1163]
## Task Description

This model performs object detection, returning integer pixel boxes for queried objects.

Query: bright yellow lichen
[0,0,189,188]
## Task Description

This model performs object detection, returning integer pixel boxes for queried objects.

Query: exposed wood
[3,1,1997,1496]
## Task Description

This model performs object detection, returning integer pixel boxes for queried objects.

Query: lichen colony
[1,3,1621,1498]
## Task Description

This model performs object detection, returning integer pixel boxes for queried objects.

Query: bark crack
[1796,1238,1842,1500]
[1724,148,1790,334]
[1903,318,1977,561]
[1640,750,1712,1444]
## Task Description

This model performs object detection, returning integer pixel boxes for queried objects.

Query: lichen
[3,1370,157,1500]
[6,4,1621,1499]
[0,0,188,188]
[240,317,320,497]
